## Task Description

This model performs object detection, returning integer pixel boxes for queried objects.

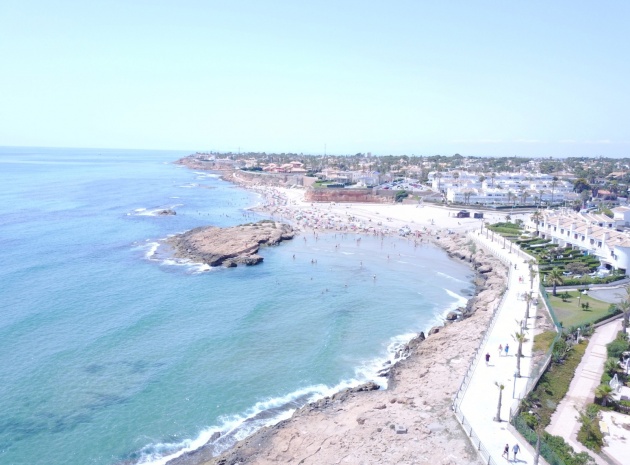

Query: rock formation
[166,221,295,267]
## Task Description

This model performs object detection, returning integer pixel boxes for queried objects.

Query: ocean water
[0,147,474,465]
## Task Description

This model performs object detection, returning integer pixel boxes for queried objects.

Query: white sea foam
[136,241,215,274]
[134,330,421,465]
[128,204,183,217]
[144,242,159,259]
[436,271,466,283]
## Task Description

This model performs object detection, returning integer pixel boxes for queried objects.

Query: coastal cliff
[166,220,295,267]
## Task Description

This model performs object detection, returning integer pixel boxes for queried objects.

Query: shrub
[577,405,604,452]
[607,332,630,359]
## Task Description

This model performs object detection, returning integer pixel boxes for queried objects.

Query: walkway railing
[452,229,558,465]
[451,232,512,409]
[453,406,499,465]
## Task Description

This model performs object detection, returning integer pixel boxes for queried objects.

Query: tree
[615,285,630,332]
[547,268,564,296]
[513,330,529,377]
[525,291,534,320]
[490,172,496,187]
[594,384,613,407]
[494,382,505,422]
[531,210,543,235]
[566,262,590,275]
[528,260,538,290]
[574,178,592,193]
[604,357,619,376]
[508,191,517,206]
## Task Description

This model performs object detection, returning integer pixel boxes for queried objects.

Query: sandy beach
[168,173,510,465]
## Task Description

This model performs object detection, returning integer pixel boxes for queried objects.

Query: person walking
[498,344,503,356]
[512,443,520,461]
[485,353,490,365]
[504,343,510,356]
[502,443,509,460]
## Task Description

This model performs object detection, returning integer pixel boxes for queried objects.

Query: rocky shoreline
[165,232,506,465]
[164,158,508,464]
[165,220,295,267]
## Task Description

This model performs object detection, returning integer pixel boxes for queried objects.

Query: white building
[528,209,630,274]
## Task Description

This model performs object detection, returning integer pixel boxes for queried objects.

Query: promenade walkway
[455,230,542,464]
[546,318,622,465]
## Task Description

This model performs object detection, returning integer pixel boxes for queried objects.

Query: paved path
[456,230,541,464]
[546,318,622,465]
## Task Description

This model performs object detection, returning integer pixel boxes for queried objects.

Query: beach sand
[168,176,509,465]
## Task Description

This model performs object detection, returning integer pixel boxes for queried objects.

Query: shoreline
[165,165,508,465]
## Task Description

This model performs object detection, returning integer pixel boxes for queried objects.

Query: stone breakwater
[165,221,295,267]
[166,233,507,465]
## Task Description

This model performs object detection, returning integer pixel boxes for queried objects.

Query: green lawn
[548,291,611,327]
[533,330,557,353]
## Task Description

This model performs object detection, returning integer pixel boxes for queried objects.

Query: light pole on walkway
[512,371,518,398]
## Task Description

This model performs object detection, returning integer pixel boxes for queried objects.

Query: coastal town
[168,153,630,465]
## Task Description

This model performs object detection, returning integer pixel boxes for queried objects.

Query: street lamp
[512,371,519,398]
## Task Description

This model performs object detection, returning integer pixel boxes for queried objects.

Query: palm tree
[616,285,630,332]
[529,262,538,291]
[513,331,529,377]
[547,268,564,296]
[551,178,558,205]
[525,292,534,320]
[494,382,505,422]
[508,191,517,206]
[436,171,443,192]
[490,172,496,187]
[604,357,619,376]
[595,384,614,407]
[531,210,543,236]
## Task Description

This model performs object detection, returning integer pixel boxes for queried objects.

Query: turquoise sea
[0,147,473,465]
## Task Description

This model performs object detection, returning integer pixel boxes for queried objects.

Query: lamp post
[578,295,581,309]
[530,410,542,465]
[513,371,519,398]
[577,327,581,343]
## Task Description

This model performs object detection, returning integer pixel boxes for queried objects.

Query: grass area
[517,339,591,465]
[533,330,558,353]
[547,291,611,328]
[524,340,588,427]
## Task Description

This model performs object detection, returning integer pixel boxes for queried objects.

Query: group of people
[485,343,510,365]
[502,443,520,462]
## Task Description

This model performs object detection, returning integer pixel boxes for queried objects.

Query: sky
[1,1,629,157]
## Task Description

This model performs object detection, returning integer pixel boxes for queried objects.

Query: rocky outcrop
[165,221,295,267]
[157,209,177,216]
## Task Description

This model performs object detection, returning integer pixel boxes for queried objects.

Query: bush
[577,404,603,452]
[607,332,630,359]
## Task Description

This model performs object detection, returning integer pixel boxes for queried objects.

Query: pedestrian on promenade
[498,344,503,356]
[485,353,490,365]
[502,443,509,460]
[512,443,520,461]
[505,344,509,356]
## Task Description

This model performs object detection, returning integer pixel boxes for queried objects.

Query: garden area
[514,328,594,465]
[546,291,619,328]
